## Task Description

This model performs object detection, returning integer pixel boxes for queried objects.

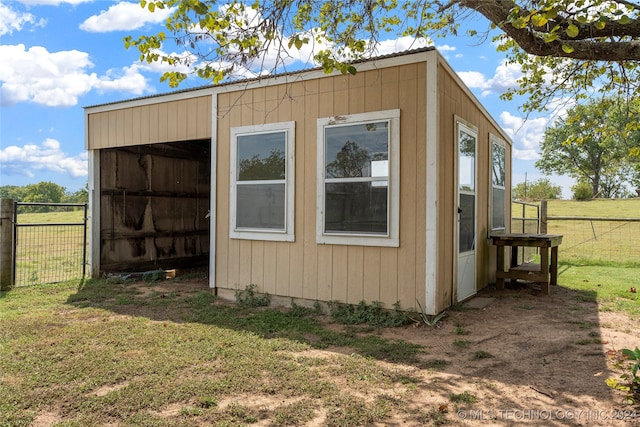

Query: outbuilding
[85,47,512,314]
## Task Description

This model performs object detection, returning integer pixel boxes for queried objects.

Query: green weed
[235,284,271,308]
[471,351,493,360]
[449,391,478,404]
[327,300,410,328]
[453,339,470,348]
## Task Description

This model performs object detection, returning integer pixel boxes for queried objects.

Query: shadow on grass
[64,270,621,405]
[66,277,426,367]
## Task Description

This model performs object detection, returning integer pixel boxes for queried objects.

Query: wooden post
[540,199,548,234]
[0,199,15,291]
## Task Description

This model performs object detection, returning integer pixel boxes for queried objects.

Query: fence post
[540,200,548,234]
[0,199,15,291]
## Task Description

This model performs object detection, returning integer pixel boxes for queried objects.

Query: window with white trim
[230,121,295,241]
[317,109,400,247]
[490,135,507,233]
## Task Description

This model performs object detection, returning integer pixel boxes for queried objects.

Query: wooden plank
[397,75,418,307]
[289,81,305,298]
[364,69,382,112]
[362,247,381,303]
[414,66,428,305]
[379,247,398,305]
[316,245,333,302]
[186,97,198,140]
[105,111,115,148]
[175,99,187,140]
[380,66,399,110]
[238,240,252,286]
[347,246,364,304]
[302,79,319,301]
[215,99,230,289]
[123,107,133,146]
[263,241,277,294]
[166,101,178,142]
[331,246,348,302]
[227,237,240,290]
[150,103,161,144]
[251,241,264,291]
[276,243,290,297]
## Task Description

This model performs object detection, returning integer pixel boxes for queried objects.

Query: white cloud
[0,139,87,178]
[80,1,174,32]
[0,3,46,35]
[457,71,487,89]
[0,44,151,106]
[458,60,523,96]
[94,64,149,95]
[18,0,92,5]
[499,111,549,161]
[374,37,434,56]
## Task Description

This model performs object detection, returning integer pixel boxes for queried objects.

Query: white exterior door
[456,123,477,302]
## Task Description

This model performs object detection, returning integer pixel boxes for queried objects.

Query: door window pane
[459,193,475,252]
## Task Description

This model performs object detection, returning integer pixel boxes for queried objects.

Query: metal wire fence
[14,203,87,286]
[546,217,640,265]
[512,200,640,265]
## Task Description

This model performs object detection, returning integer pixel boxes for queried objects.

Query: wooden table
[491,234,563,295]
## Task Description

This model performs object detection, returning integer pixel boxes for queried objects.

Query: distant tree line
[0,182,88,205]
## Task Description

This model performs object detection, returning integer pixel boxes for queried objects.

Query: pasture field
[14,208,87,286]
[513,198,640,265]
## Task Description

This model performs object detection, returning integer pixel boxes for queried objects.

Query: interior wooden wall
[99,141,210,272]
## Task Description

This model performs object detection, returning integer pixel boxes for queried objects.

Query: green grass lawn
[1,262,638,426]
[558,264,640,317]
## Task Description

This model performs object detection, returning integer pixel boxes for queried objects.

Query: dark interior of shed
[99,139,211,274]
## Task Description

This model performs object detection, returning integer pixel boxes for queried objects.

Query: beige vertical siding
[216,63,427,311]
[435,60,512,312]
[87,96,212,149]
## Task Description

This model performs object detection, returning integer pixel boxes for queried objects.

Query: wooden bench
[491,234,563,295]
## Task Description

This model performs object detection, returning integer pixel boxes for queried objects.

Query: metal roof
[84,46,436,109]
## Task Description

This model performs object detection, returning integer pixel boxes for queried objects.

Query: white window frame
[230,121,295,241]
[490,134,507,234]
[316,109,400,247]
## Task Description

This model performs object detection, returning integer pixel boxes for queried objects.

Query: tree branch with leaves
[125,0,640,113]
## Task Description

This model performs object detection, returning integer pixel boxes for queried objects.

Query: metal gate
[14,202,88,286]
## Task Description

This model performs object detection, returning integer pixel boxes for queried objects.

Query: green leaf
[566,23,579,38]
[148,2,155,13]
[531,15,548,27]
[595,20,606,30]
[562,44,574,54]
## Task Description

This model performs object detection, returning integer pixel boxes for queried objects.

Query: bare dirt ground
[374,284,640,426]
[231,280,637,426]
[55,278,638,427]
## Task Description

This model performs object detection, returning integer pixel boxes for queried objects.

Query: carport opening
[99,139,211,275]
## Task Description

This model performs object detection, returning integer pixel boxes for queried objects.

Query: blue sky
[0,0,573,196]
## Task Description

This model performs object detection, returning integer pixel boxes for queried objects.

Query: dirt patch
[365,284,639,426]
[106,278,639,425]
